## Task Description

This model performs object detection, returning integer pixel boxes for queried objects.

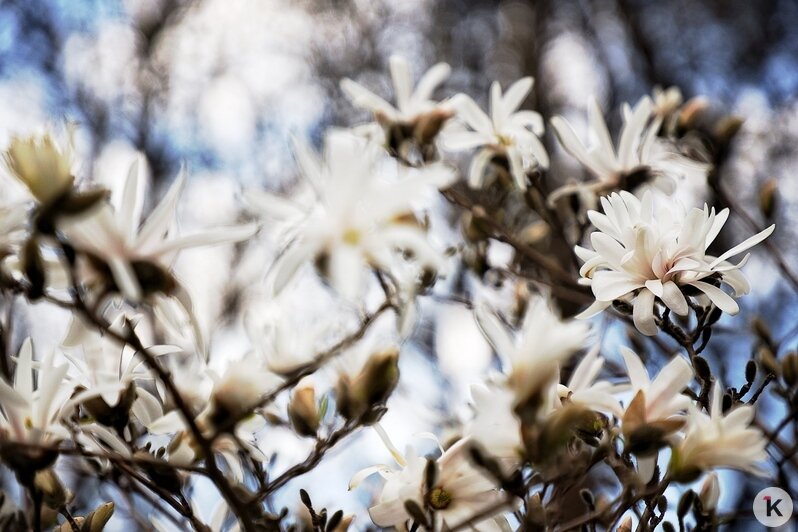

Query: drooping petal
[661,280,689,316]
[632,288,658,336]
[690,281,739,314]
[468,148,495,188]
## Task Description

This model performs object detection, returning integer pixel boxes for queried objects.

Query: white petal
[442,130,490,151]
[501,77,533,114]
[633,288,658,336]
[468,148,494,188]
[389,55,413,111]
[340,78,397,119]
[137,168,186,250]
[412,62,451,104]
[661,280,689,316]
[119,156,145,241]
[689,281,739,314]
[709,224,775,268]
[474,305,515,365]
[620,346,650,392]
[451,94,494,136]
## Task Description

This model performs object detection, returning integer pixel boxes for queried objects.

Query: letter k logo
[764,495,784,517]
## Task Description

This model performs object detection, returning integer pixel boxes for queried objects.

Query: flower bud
[209,364,268,430]
[617,516,633,532]
[288,384,320,438]
[4,132,74,205]
[85,502,115,532]
[337,349,400,422]
[757,345,780,376]
[781,352,798,387]
[759,179,778,219]
[34,468,67,509]
[699,472,720,512]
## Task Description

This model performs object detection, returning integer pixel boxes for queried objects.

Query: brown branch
[249,420,361,504]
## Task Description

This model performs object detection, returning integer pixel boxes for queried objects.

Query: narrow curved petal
[632,288,658,336]
[690,281,739,314]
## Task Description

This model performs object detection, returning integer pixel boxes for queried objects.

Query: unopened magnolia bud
[84,502,115,532]
[757,346,780,376]
[699,472,720,512]
[337,349,400,422]
[3,132,74,205]
[617,516,633,532]
[518,221,550,246]
[759,179,778,219]
[781,352,798,387]
[288,384,319,437]
[210,366,266,429]
[713,116,744,144]
[34,468,67,509]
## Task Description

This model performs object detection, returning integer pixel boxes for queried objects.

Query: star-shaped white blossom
[672,382,767,477]
[341,55,451,124]
[575,191,774,335]
[550,96,707,204]
[60,156,257,302]
[475,298,590,404]
[442,77,549,189]
[351,427,509,530]
[0,339,72,445]
[261,131,455,300]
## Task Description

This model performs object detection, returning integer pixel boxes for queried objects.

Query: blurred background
[1,0,797,529]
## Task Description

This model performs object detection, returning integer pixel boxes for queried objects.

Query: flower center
[342,228,361,246]
[427,487,452,510]
[497,134,513,147]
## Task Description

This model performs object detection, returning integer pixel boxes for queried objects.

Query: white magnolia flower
[208,352,280,421]
[243,296,339,376]
[341,55,451,125]
[351,427,508,531]
[61,314,180,409]
[549,97,706,203]
[0,339,72,445]
[620,347,693,426]
[574,191,775,335]
[146,353,272,479]
[671,382,767,477]
[265,131,456,300]
[475,298,590,404]
[59,155,257,302]
[556,347,624,416]
[3,127,76,205]
[464,382,523,466]
[442,77,549,189]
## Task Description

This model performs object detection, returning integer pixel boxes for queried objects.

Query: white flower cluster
[0,52,780,531]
